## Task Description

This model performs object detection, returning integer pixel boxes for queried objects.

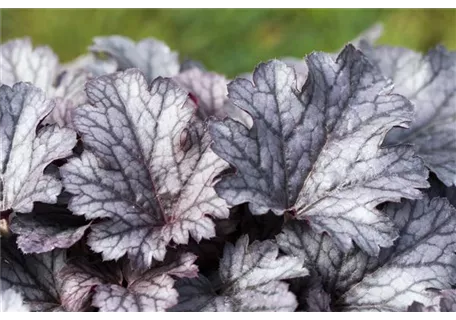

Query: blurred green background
[1,9,455,77]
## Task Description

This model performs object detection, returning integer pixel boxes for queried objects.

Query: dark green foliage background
[2,9,455,77]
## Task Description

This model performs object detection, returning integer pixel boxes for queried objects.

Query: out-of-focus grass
[1,9,455,77]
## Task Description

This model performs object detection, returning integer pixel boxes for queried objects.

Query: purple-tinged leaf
[1,83,77,213]
[360,43,456,186]
[172,235,308,312]
[175,68,252,126]
[90,36,179,82]
[92,253,197,312]
[1,238,114,312]
[58,259,120,312]
[278,196,456,311]
[0,288,30,312]
[10,212,90,254]
[61,69,229,268]
[210,45,429,256]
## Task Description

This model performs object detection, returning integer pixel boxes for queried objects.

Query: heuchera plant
[1,24,456,312]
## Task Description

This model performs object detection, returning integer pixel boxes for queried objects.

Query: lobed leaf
[61,69,229,268]
[210,45,429,255]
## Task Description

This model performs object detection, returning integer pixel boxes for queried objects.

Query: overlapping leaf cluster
[1,25,455,312]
